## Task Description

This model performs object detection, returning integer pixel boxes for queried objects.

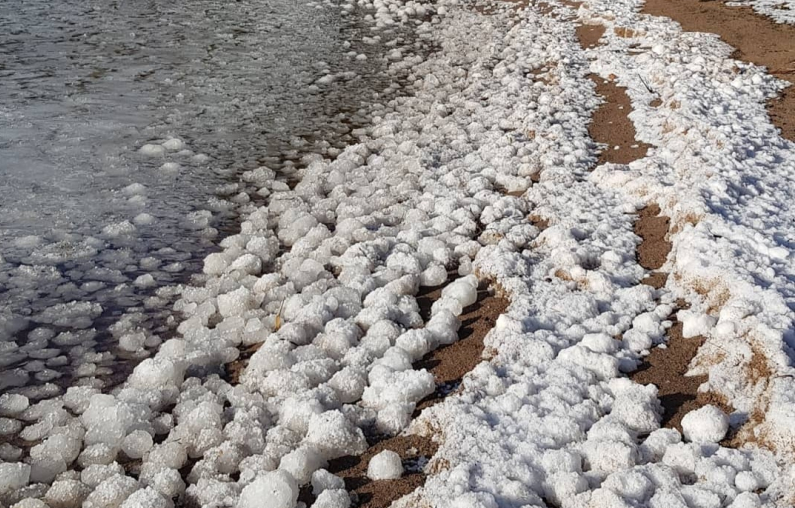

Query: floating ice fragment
[139,144,166,157]
[159,162,181,173]
[122,430,154,459]
[102,221,136,238]
[133,213,155,226]
[161,138,185,151]
[82,474,139,508]
[122,183,147,196]
[0,462,31,495]
[44,479,91,508]
[0,393,29,417]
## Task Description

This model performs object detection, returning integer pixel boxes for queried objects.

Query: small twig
[636,73,655,95]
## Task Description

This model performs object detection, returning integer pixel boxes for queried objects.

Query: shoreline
[1,0,794,506]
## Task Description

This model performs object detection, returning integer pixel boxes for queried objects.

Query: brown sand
[528,214,550,231]
[635,204,672,271]
[629,318,711,432]
[225,342,262,385]
[630,203,708,432]
[414,284,510,413]
[586,75,653,165]
[643,0,795,141]
[630,205,733,434]
[640,271,668,290]
[575,23,606,49]
[575,17,653,167]
[321,434,439,508]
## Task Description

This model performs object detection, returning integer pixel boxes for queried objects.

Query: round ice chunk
[279,446,326,484]
[45,479,91,508]
[375,404,411,436]
[420,265,447,287]
[159,162,181,174]
[119,332,147,353]
[12,499,50,508]
[148,468,185,499]
[311,469,345,496]
[127,357,185,390]
[119,487,171,508]
[147,442,188,470]
[367,450,403,480]
[425,310,460,346]
[203,253,229,275]
[0,417,22,435]
[122,430,154,460]
[217,287,254,317]
[83,474,139,508]
[237,470,297,508]
[395,329,432,362]
[681,405,729,444]
[441,276,478,308]
[430,297,463,317]
[304,411,367,460]
[734,471,760,492]
[327,367,366,404]
[81,395,133,447]
[80,463,124,488]
[313,489,351,508]
[0,462,30,495]
[0,393,29,417]
[678,310,717,339]
[230,253,262,275]
[133,273,156,287]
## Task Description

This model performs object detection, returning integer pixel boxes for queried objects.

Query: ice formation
[1,0,794,507]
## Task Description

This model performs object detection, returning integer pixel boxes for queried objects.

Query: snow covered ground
[1,0,794,507]
[727,0,795,25]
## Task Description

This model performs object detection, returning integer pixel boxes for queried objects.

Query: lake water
[0,0,396,391]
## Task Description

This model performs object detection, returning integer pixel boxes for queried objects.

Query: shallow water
[0,0,393,390]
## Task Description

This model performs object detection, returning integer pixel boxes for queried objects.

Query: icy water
[0,0,392,391]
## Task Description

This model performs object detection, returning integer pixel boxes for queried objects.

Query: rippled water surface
[0,0,393,389]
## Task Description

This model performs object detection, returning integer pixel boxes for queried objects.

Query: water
[0,0,397,391]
